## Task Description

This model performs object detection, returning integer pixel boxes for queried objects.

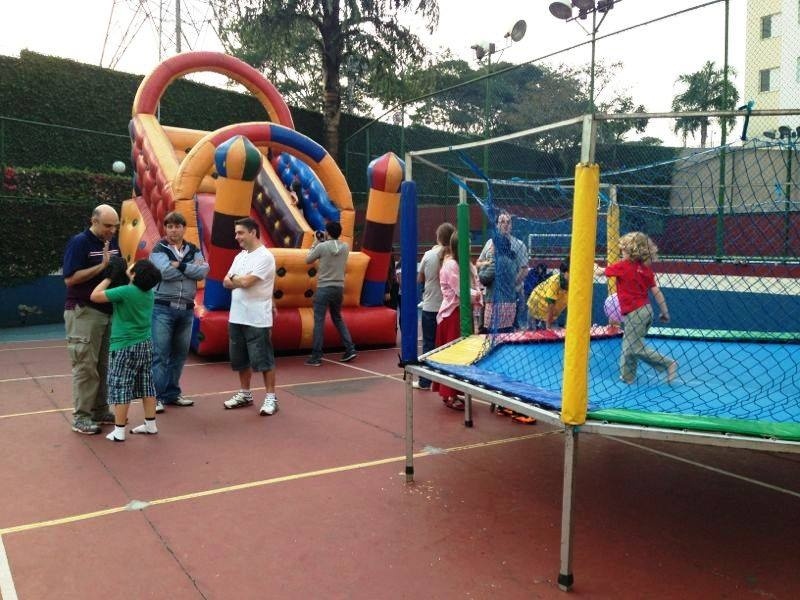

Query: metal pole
[175,0,182,53]
[405,376,415,482]
[784,141,793,258]
[714,0,730,258]
[483,52,491,176]
[482,53,491,245]
[589,11,597,111]
[399,104,406,159]
[558,425,578,591]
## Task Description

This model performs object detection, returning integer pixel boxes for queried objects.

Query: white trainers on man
[224,391,253,409]
[260,396,278,416]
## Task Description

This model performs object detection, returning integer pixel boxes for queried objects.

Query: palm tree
[672,61,739,148]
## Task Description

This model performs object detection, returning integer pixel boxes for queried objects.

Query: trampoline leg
[405,375,414,483]
[464,393,473,428]
[558,425,579,591]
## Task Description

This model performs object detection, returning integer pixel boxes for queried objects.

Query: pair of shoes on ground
[305,350,357,367]
[494,406,537,424]
[93,412,116,425]
[442,395,465,411]
[411,381,431,390]
[340,350,357,363]
[223,391,278,416]
[156,396,194,413]
[72,417,101,435]
[106,421,159,442]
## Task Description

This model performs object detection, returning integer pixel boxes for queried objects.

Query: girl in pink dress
[434,232,482,409]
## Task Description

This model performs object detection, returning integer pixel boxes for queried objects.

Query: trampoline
[422,328,800,442]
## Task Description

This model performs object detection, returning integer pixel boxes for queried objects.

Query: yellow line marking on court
[0,408,71,420]
[0,430,558,536]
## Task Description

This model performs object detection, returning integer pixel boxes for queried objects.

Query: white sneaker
[224,391,253,409]
[155,401,165,413]
[259,397,278,416]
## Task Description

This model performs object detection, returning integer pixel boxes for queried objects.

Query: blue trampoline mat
[428,337,800,426]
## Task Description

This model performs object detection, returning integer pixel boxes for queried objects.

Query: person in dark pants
[414,222,455,390]
[150,211,209,413]
[304,221,357,366]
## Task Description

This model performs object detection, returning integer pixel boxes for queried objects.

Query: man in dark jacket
[63,204,121,434]
[150,211,209,413]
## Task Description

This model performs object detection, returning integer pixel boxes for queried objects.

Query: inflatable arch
[119,52,399,355]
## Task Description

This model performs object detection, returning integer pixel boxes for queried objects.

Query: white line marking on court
[0,374,69,384]
[609,437,800,499]
[0,344,64,353]
[0,375,398,420]
[0,534,19,600]
[0,361,219,385]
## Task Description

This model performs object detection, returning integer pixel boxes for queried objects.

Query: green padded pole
[458,194,471,336]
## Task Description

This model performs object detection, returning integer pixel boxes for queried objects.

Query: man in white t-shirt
[222,217,278,416]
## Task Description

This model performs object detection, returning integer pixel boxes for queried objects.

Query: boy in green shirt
[90,259,162,442]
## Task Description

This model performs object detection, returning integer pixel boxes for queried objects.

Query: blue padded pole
[399,180,418,364]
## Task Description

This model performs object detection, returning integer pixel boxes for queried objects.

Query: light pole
[471,20,527,176]
[548,1,621,111]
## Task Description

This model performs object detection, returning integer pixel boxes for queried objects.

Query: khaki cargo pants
[64,305,111,421]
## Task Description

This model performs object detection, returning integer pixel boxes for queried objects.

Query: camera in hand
[315,230,326,241]
[102,255,129,289]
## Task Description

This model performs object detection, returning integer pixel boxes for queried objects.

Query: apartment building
[744,0,800,134]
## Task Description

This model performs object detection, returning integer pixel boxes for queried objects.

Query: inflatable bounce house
[118,52,400,355]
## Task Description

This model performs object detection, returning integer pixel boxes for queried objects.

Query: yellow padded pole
[561,163,600,425]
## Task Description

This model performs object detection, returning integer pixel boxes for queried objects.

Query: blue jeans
[419,310,438,388]
[311,286,354,360]
[151,303,194,403]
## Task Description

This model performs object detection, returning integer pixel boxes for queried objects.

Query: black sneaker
[93,412,116,425]
[339,350,357,363]
[304,358,322,367]
[72,418,101,435]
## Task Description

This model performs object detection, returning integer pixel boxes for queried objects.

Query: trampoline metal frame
[403,363,800,593]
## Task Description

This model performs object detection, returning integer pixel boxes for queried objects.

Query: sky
[0,0,747,145]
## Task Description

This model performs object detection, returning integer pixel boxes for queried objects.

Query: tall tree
[671,61,739,148]
[212,0,439,160]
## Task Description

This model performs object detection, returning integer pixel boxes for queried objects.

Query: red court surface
[1,333,799,599]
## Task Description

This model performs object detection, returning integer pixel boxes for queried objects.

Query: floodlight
[573,0,596,10]
[597,0,615,13]
[763,131,777,139]
[505,20,527,42]
[778,125,792,139]
[549,2,573,20]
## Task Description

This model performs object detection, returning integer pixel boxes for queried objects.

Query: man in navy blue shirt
[63,204,120,434]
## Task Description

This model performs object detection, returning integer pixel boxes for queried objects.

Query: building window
[761,13,781,38]
[760,67,779,92]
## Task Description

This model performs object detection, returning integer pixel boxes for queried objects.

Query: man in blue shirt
[63,204,120,434]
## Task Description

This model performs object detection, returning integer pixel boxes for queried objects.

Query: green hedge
[0,195,115,286]
[0,51,325,171]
